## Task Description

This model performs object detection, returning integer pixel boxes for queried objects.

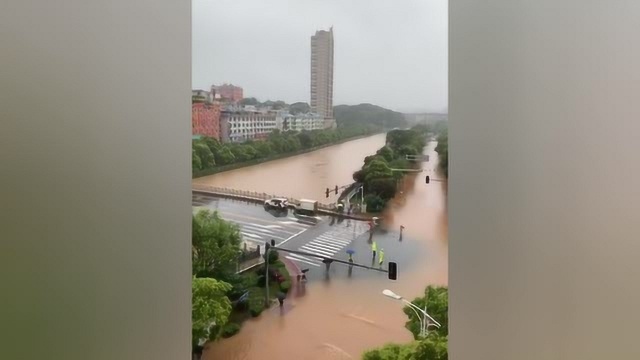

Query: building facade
[310,27,335,125]
[282,113,325,132]
[220,106,277,143]
[192,89,213,103]
[192,101,221,140]
[213,84,243,103]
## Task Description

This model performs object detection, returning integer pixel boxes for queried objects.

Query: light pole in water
[382,289,441,338]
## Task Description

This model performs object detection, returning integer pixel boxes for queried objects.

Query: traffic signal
[326,188,330,198]
[335,185,338,195]
[425,176,430,184]
[388,262,398,280]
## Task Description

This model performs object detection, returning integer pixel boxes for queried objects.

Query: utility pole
[264,239,276,307]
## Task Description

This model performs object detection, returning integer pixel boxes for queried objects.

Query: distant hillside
[333,103,408,130]
[404,112,448,126]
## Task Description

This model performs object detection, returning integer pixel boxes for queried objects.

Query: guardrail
[192,184,337,211]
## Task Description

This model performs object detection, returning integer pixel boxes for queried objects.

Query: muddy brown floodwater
[195,134,448,360]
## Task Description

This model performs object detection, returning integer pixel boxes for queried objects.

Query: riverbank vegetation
[351,126,429,212]
[434,123,448,178]
[362,286,448,360]
[193,126,378,178]
[193,103,409,178]
[191,209,292,358]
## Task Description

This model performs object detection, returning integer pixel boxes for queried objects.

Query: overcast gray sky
[192,0,448,113]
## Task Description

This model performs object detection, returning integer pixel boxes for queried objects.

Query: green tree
[214,146,236,166]
[192,148,202,171]
[368,178,397,199]
[192,210,242,280]
[413,334,448,360]
[230,145,252,162]
[362,286,449,360]
[353,169,366,183]
[239,97,259,106]
[404,286,448,338]
[376,146,395,162]
[364,159,394,183]
[202,136,222,154]
[289,102,310,114]
[297,131,314,149]
[243,145,258,160]
[192,277,232,350]
[194,142,216,169]
[435,128,448,177]
[364,194,386,213]
[253,141,274,158]
[362,342,416,360]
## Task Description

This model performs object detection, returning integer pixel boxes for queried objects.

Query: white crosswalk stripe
[286,222,370,269]
[285,254,320,267]
[214,217,316,249]
[301,245,335,257]
[307,241,343,251]
[316,236,351,246]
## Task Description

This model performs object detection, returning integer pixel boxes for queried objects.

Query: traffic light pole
[266,242,395,276]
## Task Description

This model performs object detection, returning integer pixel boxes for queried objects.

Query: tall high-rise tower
[310,27,336,128]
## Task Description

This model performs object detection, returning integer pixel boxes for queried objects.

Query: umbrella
[346,249,355,255]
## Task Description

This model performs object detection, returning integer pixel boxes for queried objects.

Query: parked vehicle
[264,198,289,210]
[295,199,318,216]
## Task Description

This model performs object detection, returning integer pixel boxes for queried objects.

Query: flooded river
[195,134,448,360]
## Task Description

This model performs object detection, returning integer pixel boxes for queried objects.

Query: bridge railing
[192,184,337,211]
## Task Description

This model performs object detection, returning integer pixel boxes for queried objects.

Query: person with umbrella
[346,249,355,277]
[346,249,355,263]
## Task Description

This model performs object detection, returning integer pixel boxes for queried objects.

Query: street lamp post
[382,289,441,338]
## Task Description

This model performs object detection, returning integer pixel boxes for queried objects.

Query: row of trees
[352,126,429,212]
[191,210,251,357]
[362,286,448,360]
[191,209,296,358]
[191,210,241,354]
[193,127,376,176]
[434,125,448,178]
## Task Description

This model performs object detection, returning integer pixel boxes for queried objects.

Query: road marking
[278,228,308,247]
[241,232,262,239]
[301,245,335,257]
[286,256,320,267]
[240,225,279,235]
[316,236,351,246]
[286,252,319,263]
[307,241,343,251]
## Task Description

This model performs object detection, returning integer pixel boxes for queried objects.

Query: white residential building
[283,112,325,132]
[220,107,277,143]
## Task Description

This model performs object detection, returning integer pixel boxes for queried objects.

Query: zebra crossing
[225,215,313,249]
[286,221,369,267]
